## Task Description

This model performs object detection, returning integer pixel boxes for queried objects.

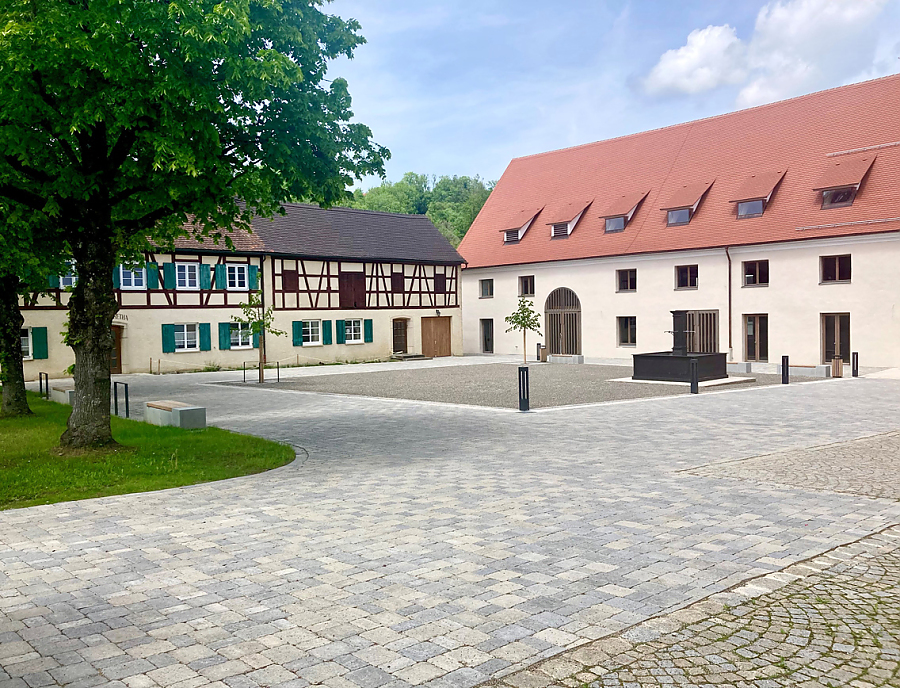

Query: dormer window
[605,216,626,233]
[499,207,543,245]
[667,208,691,226]
[661,181,713,227]
[551,223,569,238]
[737,199,765,218]
[822,188,856,209]
[544,199,592,239]
[504,229,520,244]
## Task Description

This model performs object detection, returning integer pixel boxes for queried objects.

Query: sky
[325,0,900,188]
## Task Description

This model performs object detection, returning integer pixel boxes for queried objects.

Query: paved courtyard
[3,362,900,688]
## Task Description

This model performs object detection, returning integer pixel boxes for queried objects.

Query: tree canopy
[345,173,492,246]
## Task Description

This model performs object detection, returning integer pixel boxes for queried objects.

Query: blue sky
[326,0,900,187]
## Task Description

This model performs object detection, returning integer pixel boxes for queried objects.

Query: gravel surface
[250,363,788,409]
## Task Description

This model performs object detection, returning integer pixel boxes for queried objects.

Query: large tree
[0,0,387,447]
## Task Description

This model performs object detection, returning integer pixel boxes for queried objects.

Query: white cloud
[644,25,747,95]
[643,0,897,108]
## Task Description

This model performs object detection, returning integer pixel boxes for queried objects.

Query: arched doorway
[545,288,581,355]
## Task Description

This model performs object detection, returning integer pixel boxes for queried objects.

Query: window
[20,328,32,360]
[230,322,252,349]
[605,216,626,233]
[176,263,199,290]
[551,223,569,238]
[616,269,637,292]
[120,266,146,290]
[821,255,851,283]
[434,273,447,294]
[227,264,248,291]
[519,275,535,297]
[391,272,405,294]
[345,319,363,344]
[617,317,637,346]
[737,199,765,219]
[676,265,698,289]
[173,323,199,351]
[302,320,322,346]
[504,229,519,244]
[60,261,77,288]
[743,260,769,287]
[822,187,856,209]
[479,279,494,298]
[667,208,692,226]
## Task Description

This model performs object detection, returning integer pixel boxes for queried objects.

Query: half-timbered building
[19,204,464,379]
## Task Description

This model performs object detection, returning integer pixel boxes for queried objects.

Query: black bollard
[518,366,530,411]
[690,358,699,394]
[536,342,541,362]
[782,355,789,384]
[852,351,859,378]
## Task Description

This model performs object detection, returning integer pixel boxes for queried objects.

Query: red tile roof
[660,181,714,210]
[543,199,593,225]
[729,171,785,202]
[459,75,900,269]
[600,191,650,218]
[813,155,875,190]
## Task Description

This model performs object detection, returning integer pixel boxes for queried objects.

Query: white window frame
[20,328,33,361]
[227,264,249,291]
[173,323,199,352]
[60,261,77,288]
[176,263,200,290]
[120,266,146,290]
[230,322,253,350]
[345,318,363,344]
[303,319,322,346]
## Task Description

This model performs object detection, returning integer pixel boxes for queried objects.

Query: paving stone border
[484,525,900,688]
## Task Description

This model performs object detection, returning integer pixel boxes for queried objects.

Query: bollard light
[782,355,789,384]
[690,358,699,394]
[518,366,530,412]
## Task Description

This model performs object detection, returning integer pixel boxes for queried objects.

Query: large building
[20,204,464,379]
[458,75,900,368]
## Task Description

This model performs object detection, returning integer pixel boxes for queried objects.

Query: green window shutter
[248,265,259,290]
[219,322,232,350]
[214,264,227,289]
[199,323,211,351]
[322,320,332,345]
[161,324,176,353]
[48,275,60,289]
[147,263,159,289]
[199,264,212,290]
[31,327,48,360]
[163,263,176,289]
[336,319,346,345]
[292,321,303,347]
[364,319,373,343]
[252,330,260,349]
[112,267,121,289]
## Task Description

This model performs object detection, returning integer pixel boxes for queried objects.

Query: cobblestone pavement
[4,374,900,688]
[688,431,900,501]
[489,526,900,688]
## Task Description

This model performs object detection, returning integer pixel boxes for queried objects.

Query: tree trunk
[0,272,31,417]
[60,235,118,449]
[522,330,526,364]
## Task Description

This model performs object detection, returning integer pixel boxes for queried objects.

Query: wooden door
[822,313,850,362]
[745,314,768,362]
[392,319,408,354]
[421,316,451,357]
[110,326,123,374]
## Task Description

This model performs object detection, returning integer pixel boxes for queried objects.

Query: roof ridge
[510,73,900,164]
[277,200,432,221]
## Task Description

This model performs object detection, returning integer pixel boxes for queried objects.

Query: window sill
[820,280,851,285]
[22,356,34,362]
[616,289,637,293]
[479,296,494,299]
[232,345,253,350]
[617,343,636,348]
[176,287,200,291]
[674,286,698,291]
[742,283,769,288]
[345,340,364,345]
[302,342,323,347]
[227,287,249,292]
[174,348,200,353]
[120,287,147,292]
[519,294,535,298]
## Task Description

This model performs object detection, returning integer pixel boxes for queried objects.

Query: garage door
[421,316,451,358]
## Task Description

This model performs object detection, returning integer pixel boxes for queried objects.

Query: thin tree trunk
[522,330,526,365]
[60,235,118,449]
[0,272,31,417]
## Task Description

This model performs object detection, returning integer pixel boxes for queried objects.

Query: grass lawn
[0,392,296,510]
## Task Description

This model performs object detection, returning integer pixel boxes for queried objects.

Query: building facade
[20,205,464,380]
[458,76,900,368]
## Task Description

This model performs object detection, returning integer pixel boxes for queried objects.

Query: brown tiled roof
[660,181,714,210]
[172,204,464,265]
[729,171,786,202]
[813,155,876,190]
[543,199,593,225]
[497,207,544,231]
[459,74,900,269]
[600,190,650,218]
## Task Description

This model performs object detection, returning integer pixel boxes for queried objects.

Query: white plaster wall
[462,233,900,367]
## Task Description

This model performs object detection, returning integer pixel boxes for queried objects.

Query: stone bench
[145,400,207,429]
[50,384,75,406]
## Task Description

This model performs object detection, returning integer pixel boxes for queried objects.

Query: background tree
[346,174,492,246]
[505,298,542,365]
[0,0,387,448]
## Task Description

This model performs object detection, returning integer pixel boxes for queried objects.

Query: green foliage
[505,298,542,336]
[232,292,286,338]
[346,173,492,246]
[0,393,295,510]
